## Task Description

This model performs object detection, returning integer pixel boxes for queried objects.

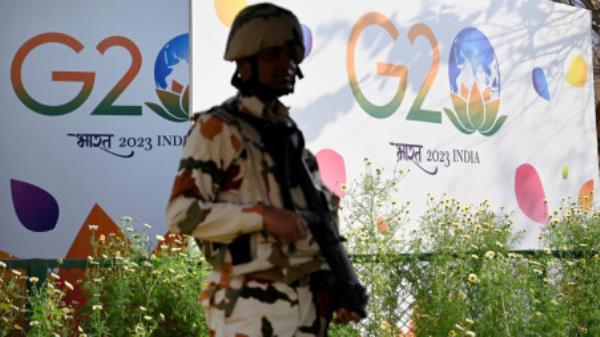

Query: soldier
[166,3,364,336]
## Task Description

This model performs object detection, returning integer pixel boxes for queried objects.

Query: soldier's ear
[235,59,252,81]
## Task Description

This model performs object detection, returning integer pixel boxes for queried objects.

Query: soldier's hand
[333,308,362,325]
[263,206,307,244]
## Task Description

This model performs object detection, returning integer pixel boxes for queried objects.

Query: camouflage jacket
[166,94,339,284]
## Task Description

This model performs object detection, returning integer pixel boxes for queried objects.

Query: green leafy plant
[330,163,586,337]
[334,161,411,336]
[407,195,573,337]
[541,201,600,337]
[0,264,28,336]
[0,264,76,337]
[27,278,76,337]
[78,218,210,337]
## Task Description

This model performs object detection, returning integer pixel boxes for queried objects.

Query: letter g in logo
[11,32,95,116]
[346,12,408,119]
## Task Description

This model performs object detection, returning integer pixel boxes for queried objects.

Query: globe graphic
[154,33,189,91]
[448,28,500,99]
[146,33,190,122]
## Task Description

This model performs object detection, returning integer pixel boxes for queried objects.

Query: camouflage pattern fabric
[166,94,339,334]
[200,271,326,336]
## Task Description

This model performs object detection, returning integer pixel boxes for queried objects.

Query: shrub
[541,201,600,337]
[78,219,210,337]
[333,162,411,336]
[1,167,599,337]
[0,265,28,336]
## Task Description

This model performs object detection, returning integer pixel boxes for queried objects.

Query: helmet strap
[296,66,304,80]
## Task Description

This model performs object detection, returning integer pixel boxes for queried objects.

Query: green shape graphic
[562,166,569,180]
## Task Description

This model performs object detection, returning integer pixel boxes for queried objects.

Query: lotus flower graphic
[445,28,507,136]
[443,82,506,136]
[145,34,189,122]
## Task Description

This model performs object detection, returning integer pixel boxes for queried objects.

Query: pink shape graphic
[315,149,346,197]
[514,164,549,224]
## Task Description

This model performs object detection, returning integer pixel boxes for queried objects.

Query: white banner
[0,0,190,258]
[194,0,598,249]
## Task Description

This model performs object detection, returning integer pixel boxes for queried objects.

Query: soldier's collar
[237,94,289,123]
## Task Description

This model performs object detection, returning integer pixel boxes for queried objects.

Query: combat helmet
[225,3,305,97]
[224,3,305,64]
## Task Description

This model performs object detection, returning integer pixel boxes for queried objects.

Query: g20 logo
[346,12,507,136]
[10,32,189,122]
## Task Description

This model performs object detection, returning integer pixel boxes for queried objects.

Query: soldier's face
[255,47,297,95]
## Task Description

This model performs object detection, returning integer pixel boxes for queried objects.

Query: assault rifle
[294,158,369,319]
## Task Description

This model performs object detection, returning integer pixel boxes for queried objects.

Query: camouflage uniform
[167,93,339,336]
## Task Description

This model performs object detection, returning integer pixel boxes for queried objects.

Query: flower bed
[1,166,598,336]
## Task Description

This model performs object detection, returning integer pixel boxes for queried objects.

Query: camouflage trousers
[200,270,326,337]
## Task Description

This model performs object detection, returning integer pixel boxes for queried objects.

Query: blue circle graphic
[448,28,500,99]
[154,34,189,90]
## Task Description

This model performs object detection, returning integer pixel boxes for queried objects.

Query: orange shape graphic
[0,250,18,259]
[172,80,184,94]
[578,179,594,212]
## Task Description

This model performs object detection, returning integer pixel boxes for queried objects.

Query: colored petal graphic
[10,179,59,232]
[146,102,185,123]
[181,86,190,116]
[480,99,500,133]
[460,84,469,99]
[315,149,347,198]
[532,67,550,101]
[157,89,187,119]
[480,115,507,137]
[514,164,549,224]
[444,108,475,135]
[302,24,313,58]
[467,83,485,129]
[214,0,247,27]
[566,55,588,88]
[171,80,183,94]
[450,93,468,118]
[561,165,569,180]
[148,88,189,122]
[578,179,594,212]
[449,92,475,132]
